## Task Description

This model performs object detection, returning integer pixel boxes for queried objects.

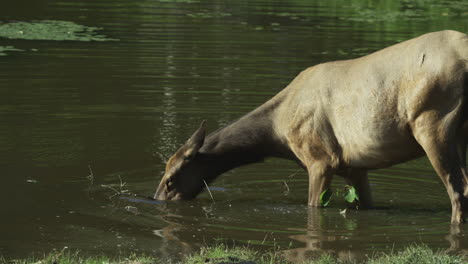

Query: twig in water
[86,165,94,185]
[101,184,121,199]
[101,175,129,199]
[202,205,214,218]
[262,232,272,245]
[203,179,215,203]
[283,169,300,196]
[283,181,290,195]
[118,175,127,191]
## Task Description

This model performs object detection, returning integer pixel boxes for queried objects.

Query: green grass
[1,251,158,264]
[187,244,467,264]
[2,244,466,264]
[367,245,467,264]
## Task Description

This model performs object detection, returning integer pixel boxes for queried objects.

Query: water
[0,0,467,262]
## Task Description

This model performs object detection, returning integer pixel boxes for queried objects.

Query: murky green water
[1,0,467,262]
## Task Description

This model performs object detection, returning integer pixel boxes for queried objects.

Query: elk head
[154,121,207,200]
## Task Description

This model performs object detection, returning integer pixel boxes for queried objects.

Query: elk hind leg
[457,123,468,197]
[415,130,468,224]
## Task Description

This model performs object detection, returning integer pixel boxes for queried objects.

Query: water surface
[0,0,467,262]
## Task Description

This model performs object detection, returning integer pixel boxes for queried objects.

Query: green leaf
[344,185,359,203]
[319,189,333,207]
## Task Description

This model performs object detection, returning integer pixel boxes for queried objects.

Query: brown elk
[154,30,468,224]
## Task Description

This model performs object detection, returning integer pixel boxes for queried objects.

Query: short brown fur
[155,31,468,224]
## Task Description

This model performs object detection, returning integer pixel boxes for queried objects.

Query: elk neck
[197,96,295,181]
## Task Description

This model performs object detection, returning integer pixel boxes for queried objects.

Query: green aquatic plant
[344,185,359,204]
[186,12,232,19]
[346,8,425,22]
[266,11,301,20]
[341,0,467,23]
[320,185,361,207]
[0,20,117,41]
[319,189,333,207]
[0,46,22,56]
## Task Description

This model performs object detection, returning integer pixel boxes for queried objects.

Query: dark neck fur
[197,98,295,181]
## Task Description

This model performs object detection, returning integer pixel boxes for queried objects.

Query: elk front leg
[307,162,334,207]
[344,168,373,209]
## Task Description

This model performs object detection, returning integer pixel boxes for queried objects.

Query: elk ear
[183,120,207,159]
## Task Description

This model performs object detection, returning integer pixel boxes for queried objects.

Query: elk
[154,30,468,224]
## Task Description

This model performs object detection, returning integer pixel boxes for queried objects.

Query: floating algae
[158,0,198,3]
[186,11,232,19]
[342,0,467,23]
[345,8,426,22]
[0,20,117,41]
[0,46,22,56]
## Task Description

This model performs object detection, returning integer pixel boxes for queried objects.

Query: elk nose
[153,186,167,200]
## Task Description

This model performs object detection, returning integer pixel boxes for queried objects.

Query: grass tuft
[368,245,466,264]
[4,251,158,264]
[185,244,266,264]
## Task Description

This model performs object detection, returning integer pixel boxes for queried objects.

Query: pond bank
[3,244,466,264]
